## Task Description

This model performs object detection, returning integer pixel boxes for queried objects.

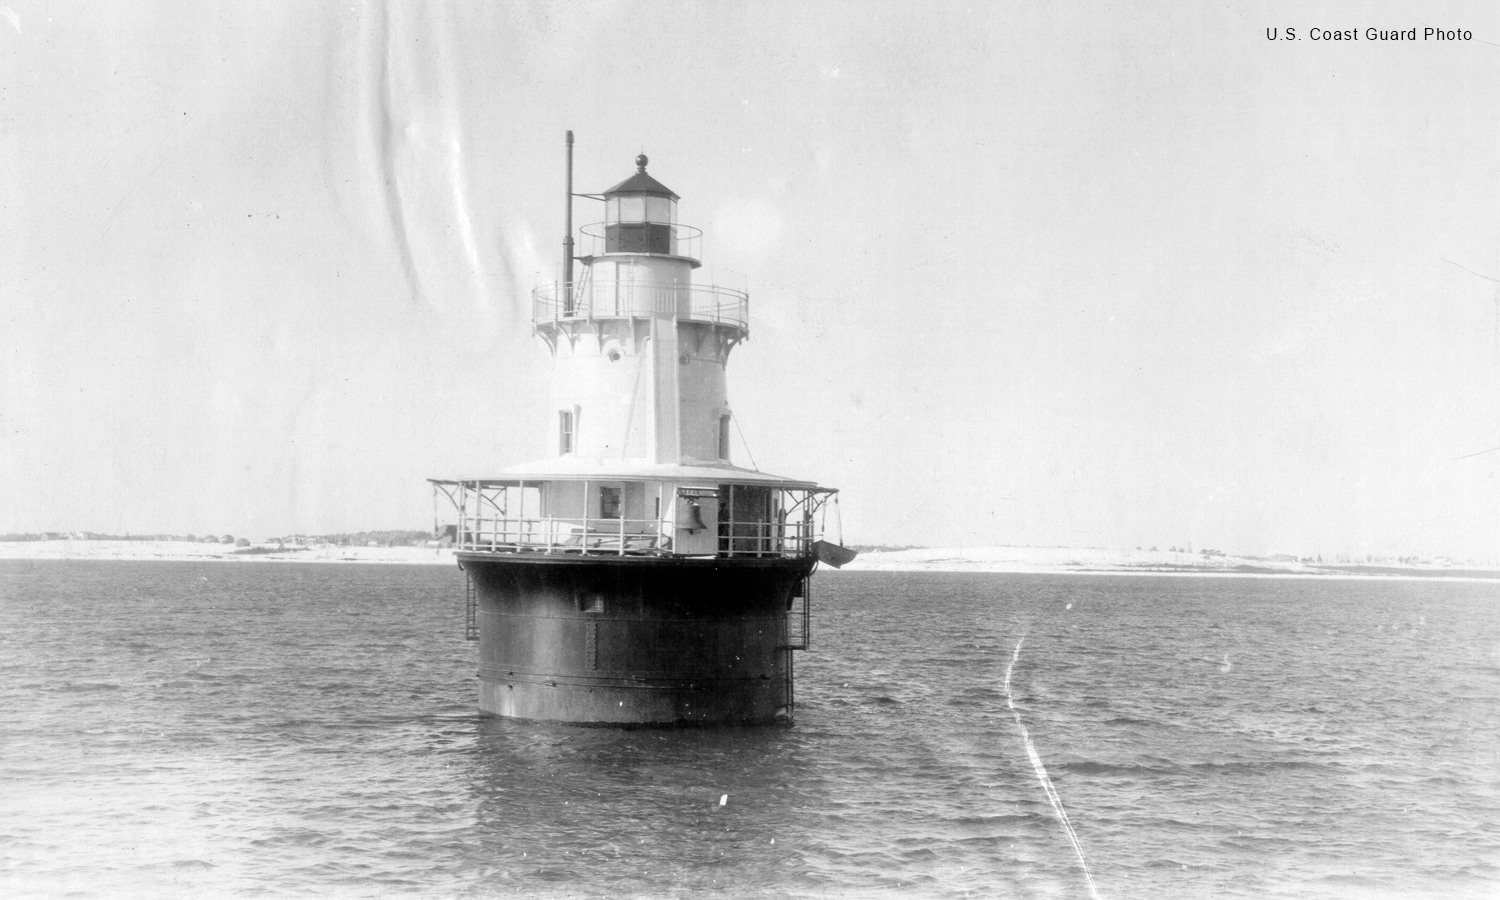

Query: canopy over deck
[429,458,831,492]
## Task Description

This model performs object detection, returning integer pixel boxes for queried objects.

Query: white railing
[459,516,669,556]
[453,513,817,558]
[533,281,748,331]
[432,480,835,560]
[718,519,816,558]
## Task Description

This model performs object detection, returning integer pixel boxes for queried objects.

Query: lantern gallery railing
[577,221,703,261]
[532,281,748,331]
[429,479,835,559]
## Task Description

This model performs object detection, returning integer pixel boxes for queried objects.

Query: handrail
[453,513,816,558]
[439,482,833,560]
[533,281,748,332]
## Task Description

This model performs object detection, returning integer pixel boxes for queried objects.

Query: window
[609,196,672,224]
[645,196,672,224]
[618,196,645,223]
[559,410,574,455]
[718,414,732,460]
[600,486,622,519]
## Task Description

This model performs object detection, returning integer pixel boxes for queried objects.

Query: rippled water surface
[3,561,1499,898]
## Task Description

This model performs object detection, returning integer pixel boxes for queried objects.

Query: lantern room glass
[606,195,676,226]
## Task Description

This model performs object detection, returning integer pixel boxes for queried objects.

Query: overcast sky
[5,1,1500,559]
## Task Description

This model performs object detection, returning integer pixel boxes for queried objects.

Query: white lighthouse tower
[431,134,852,725]
[542,149,741,475]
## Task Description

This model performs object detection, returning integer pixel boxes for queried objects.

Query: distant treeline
[847,544,925,553]
[279,530,432,547]
[1,532,192,542]
[1,530,433,547]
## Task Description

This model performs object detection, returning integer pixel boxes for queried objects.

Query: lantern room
[602,154,680,256]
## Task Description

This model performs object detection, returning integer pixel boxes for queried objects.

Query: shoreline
[2,541,1497,582]
[831,546,1500,583]
[0,540,455,566]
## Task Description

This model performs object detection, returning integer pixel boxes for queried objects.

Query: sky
[4,1,1500,560]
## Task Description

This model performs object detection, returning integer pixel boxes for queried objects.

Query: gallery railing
[532,281,748,331]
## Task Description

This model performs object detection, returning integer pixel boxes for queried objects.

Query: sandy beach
[3,540,1495,581]
[0,540,457,566]
[835,546,1500,581]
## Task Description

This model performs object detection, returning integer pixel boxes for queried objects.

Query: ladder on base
[779,574,812,720]
[785,575,811,650]
[464,572,478,641]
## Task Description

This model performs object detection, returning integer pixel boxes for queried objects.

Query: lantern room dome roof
[602,154,679,199]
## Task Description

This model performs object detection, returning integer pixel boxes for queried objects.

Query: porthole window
[608,349,622,362]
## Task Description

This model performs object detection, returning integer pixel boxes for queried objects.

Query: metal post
[563,131,574,314]
[457,482,468,549]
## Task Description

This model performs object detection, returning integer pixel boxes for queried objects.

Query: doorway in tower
[599,259,651,317]
[719,485,776,557]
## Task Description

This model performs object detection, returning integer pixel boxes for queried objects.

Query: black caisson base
[459,553,814,725]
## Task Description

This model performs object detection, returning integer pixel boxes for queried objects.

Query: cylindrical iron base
[459,553,813,725]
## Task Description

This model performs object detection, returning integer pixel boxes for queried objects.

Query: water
[2,561,1498,898]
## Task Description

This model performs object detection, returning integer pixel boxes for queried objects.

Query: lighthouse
[431,134,852,725]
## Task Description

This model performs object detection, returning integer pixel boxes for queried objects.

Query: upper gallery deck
[431,469,835,561]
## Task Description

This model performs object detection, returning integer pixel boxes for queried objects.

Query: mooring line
[1004,633,1102,900]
